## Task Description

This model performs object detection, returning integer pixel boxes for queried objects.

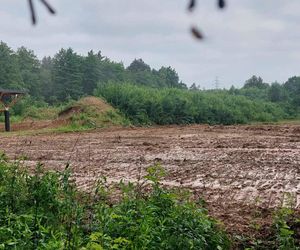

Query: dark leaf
[218,0,226,9]
[191,26,204,40]
[188,0,196,12]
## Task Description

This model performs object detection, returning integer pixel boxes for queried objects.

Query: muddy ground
[1,124,300,238]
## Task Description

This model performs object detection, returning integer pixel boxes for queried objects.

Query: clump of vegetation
[87,165,230,249]
[0,96,62,123]
[10,96,62,120]
[272,206,300,249]
[233,191,300,250]
[95,82,285,125]
[58,96,130,129]
[0,154,230,249]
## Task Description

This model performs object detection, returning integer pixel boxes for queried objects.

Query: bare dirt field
[1,124,300,236]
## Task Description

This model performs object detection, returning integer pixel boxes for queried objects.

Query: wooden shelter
[0,89,26,132]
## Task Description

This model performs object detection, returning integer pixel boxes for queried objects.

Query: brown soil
[9,119,68,132]
[0,124,300,239]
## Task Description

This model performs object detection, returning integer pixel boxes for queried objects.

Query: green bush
[87,165,230,250]
[0,154,230,249]
[95,83,285,125]
[273,207,299,250]
[0,156,83,249]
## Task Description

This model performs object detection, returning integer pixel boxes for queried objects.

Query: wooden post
[0,90,26,132]
[4,109,10,132]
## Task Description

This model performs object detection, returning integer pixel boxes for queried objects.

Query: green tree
[40,56,54,102]
[126,59,154,86]
[16,46,41,97]
[127,58,151,72]
[268,82,285,102]
[82,50,100,95]
[189,83,198,90]
[243,75,269,89]
[0,41,24,90]
[52,48,83,102]
[284,76,300,93]
[157,66,186,88]
[98,56,126,84]
[284,76,300,106]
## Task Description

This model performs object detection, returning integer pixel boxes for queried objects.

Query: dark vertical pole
[4,110,10,132]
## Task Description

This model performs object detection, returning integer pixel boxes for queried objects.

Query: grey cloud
[0,0,300,88]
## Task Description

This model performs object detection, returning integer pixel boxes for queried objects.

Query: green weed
[0,156,230,249]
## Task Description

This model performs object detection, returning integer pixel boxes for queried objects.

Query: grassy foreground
[0,151,299,249]
[0,155,230,250]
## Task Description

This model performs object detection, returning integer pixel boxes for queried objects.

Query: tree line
[0,41,186,104]
[1,41,300,125]
[229,75,300,118]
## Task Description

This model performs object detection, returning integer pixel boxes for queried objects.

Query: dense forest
[1,41,300,125]
[0,41,186,103]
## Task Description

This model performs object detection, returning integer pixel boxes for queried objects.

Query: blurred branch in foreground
[26,0,227,40]
[27,0,56,25]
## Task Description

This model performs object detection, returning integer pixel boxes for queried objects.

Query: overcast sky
[1,0,300,88]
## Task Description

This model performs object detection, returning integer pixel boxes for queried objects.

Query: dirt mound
[3,96,124,132]
[57,96,127,128]
[58,96,114,119]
